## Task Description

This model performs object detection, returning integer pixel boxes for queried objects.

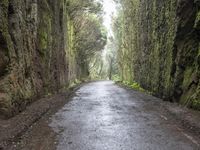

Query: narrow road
[12,81,200,150]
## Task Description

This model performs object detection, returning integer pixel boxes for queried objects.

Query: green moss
[0,0,12,53]
[38,8,52,56]
[120,80,147,93]
[190,85,200,110]
[68,79,81,89]
[39,29,48,50]
[194,11,200,28]
[182,68,194,88]
[113,75,121,82]
[191,99,200,110]
[0,0,8,6]
[66,13,78,81]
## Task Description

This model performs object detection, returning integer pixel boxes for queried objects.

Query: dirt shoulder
[163,101,200,138]
[0,83,83,150]
[1,81,200,149]
[117,82,200,139]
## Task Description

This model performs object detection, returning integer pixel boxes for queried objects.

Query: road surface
[11,81,200,150]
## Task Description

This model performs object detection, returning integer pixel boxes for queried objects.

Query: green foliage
[68,79,82,89]
[120,80,146,92]
[89,52,106,79]
[194,11,200,28]
[65,0,107,79]
[191,99,200,110]
[188,85,200,110]
[67,0,103,16]
[112,75,121,82]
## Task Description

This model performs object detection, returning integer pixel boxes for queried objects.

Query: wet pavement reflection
[50,81,199,150]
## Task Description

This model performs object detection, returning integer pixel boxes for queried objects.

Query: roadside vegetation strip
[114,80,151,94]
[115,79,200,140]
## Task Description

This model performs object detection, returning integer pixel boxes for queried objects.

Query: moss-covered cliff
[115,0,200,109]
[0,0,106,118]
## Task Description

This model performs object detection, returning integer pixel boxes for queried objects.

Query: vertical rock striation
[117,0,200,109]
[0,0,91,118]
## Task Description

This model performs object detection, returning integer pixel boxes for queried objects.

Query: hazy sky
[101,0,117,36]
[96,0,117,61]
[102,0,116,26]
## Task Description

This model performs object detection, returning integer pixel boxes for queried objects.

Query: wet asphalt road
[50,81,199,150]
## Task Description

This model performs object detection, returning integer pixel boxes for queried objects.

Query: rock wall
[0,0,87,118]
[118,0,200,109]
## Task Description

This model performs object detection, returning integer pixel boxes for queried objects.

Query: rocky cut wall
[0,0,85,118]
[118,0,200,109]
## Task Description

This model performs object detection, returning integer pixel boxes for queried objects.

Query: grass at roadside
[112,75,151,94]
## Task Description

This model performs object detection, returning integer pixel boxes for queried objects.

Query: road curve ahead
[50,81,199,150]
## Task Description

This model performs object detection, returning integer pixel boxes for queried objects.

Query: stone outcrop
[117,0,200,109]
[0,0,89,118]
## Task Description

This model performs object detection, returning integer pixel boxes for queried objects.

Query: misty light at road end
[97,0,117,60]
[102,0,117,34]
[96,0,117,37]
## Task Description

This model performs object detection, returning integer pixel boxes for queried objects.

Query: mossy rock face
[117,0,200,109]
[0,54,8,76]
[0,0,90,118]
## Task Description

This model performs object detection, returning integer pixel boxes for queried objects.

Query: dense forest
[0,0,200,119]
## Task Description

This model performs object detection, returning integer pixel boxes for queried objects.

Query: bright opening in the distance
[96,0,117,60]
[101,0,117,36]
[96,0,117,36]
